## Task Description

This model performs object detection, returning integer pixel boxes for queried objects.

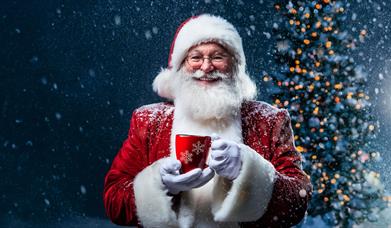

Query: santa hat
[153,14,257,100]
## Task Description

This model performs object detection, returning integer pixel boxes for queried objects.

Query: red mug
[175,134,211,173]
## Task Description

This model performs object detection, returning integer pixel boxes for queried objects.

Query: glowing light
[334,83,343,89]
[347,92,353,99]
[325,41,332,48]
[324,16,332,22]
[294,85,303,90]
[313,107,319,115]
[290,8,297,14]
[304,39,310,45]
[308,84,315,92]
[297,146,306,152]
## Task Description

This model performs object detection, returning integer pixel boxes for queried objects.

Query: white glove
[160,158,215,195]
[209,135,242,180]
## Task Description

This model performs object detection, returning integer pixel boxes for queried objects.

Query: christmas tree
[266,0,387,226]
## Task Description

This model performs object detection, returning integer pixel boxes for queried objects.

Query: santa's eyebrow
[212,51,228,56]
[187,51,202,56]
[187,50,228,56]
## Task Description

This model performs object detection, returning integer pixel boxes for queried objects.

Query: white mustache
[191,70,230,80]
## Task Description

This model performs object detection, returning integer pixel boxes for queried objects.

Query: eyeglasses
[186,54,231,68]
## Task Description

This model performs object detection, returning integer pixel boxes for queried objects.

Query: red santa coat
[103,100,312,227]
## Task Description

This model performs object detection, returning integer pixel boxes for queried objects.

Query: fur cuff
[212,144,276,222]
[133,158,178,227]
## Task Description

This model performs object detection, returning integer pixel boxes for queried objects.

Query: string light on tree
[268,0,386,226]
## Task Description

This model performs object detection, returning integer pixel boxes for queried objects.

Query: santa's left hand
[208,135,242,180]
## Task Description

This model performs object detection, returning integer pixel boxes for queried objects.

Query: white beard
[169,69,245,228]
[172,69,244,121]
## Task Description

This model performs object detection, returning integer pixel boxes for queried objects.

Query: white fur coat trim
[133,158,178,228]
[133,141,276,227]
[212,144,276,222]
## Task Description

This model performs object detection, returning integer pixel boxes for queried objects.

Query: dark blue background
[1,0,390,227]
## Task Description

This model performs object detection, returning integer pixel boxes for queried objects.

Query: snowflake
[192,141,205,155]
[180,150,193,164]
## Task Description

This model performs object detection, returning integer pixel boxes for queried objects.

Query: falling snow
[80,185,87,195]
[1,0,390,227]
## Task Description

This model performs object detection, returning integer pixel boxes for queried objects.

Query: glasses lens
[211,55,226,63]
[186,54,229,67]
[189,56,202,63]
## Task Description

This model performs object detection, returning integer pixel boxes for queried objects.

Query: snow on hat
[153,14,256,100]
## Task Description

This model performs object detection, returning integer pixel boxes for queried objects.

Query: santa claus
[104,14,312,227]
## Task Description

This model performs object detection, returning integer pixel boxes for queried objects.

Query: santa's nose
[199,59,215,73]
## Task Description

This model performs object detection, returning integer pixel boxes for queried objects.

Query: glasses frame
[185,53,232,68]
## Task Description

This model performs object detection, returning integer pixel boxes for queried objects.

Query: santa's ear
[153,68,176,100]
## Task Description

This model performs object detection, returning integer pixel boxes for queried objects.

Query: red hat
[153,14,256,100]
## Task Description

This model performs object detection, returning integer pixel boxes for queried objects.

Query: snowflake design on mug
[180,150,193,164]
[192,141,205,155]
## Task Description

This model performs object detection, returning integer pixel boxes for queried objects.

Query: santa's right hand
[160,158,214,195]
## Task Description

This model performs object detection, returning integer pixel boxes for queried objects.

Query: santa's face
[183,42,234,87]
[173,42,242,121]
